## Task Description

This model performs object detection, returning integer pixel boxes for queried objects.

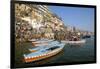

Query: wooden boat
[29,39,38,42]
[32,42,49,46]
[29,38,53,42]
[29,46,46,52]
[30,38,53,46]
[82,35,91,39]
[61,39,86,45]
[29,41,61,52]
[23,41,65,63]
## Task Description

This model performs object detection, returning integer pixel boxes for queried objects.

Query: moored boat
[61,39,86,45]
[29,41,61,52]
[29,46,46,52]
[82,35,91,39]
[29,38,53,42]
[23,41,65,63]
[32,42,48,46]
[30,39,53,46]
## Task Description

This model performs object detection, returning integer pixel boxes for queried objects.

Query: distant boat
[61,39,86,45]
[23,41,65,63]
[82,35,91,39]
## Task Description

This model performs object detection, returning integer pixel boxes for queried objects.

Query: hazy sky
[48,6,95,32]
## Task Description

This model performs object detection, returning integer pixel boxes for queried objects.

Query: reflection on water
[16,37,95,68]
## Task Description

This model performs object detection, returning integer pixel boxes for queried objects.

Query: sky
[48,6,95,32]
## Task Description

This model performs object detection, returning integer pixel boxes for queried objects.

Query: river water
[16,37,96,68]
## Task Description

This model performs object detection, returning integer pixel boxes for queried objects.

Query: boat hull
[24,47,63,63]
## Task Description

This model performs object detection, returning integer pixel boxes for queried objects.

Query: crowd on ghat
[15,18,82,43]
[15,19,33,42]
[15,19,67,42]
[15,20,81,42]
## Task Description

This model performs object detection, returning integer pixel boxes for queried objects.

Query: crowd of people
[15,19,67,43]
[15,19,33,42]
[54,29,66,41]
[15,18,81,43]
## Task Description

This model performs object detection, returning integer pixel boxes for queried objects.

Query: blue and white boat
[29,41,60,52]
[23,41,65,63]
